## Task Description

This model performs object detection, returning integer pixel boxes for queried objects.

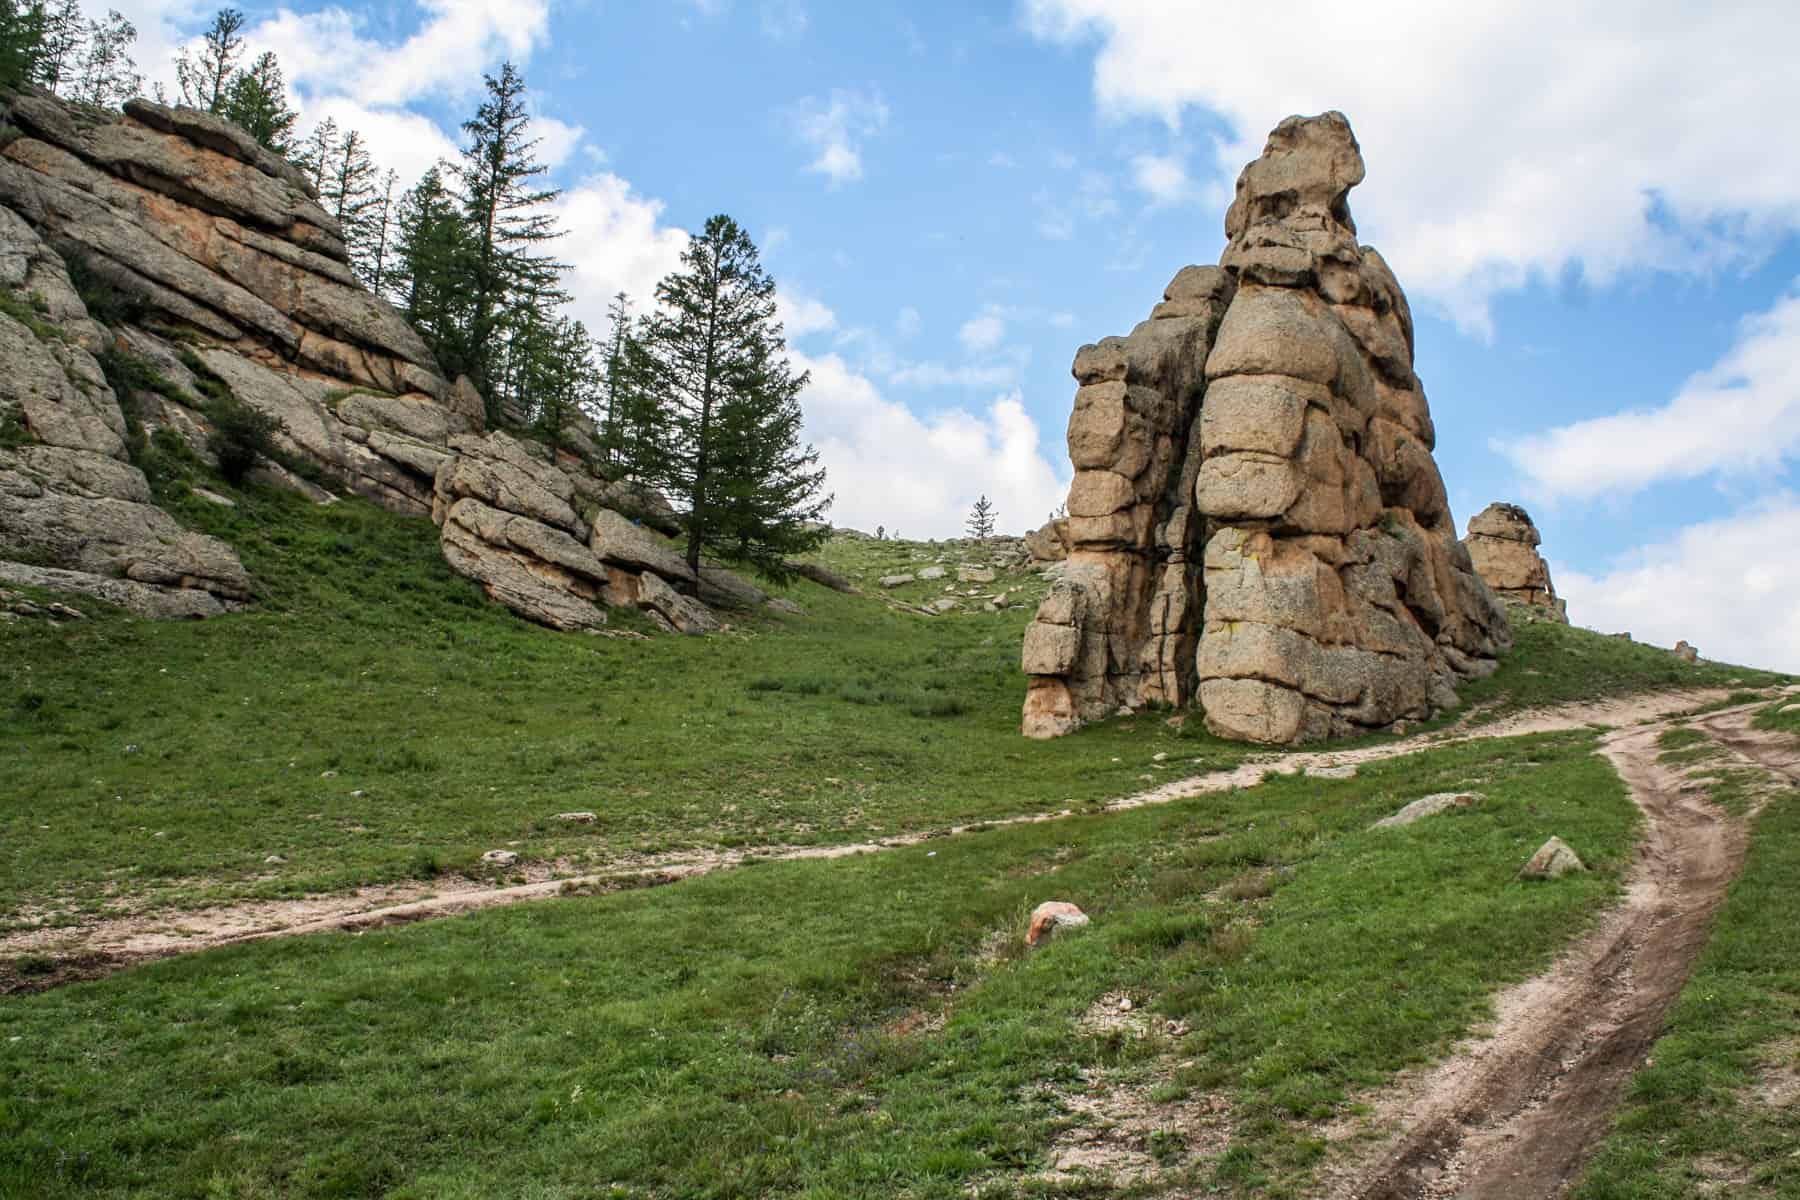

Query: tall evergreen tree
[30,0,81,93]
[638,215,830,578]
[363,168,398,297]
[219,50,296,152]
[0,0,47,91]
[294,116,337,194]
[175,7,243,112]
[393,164,476,380]
[321,128,380,277]
[453,61,566,418]
[73,9,140,108]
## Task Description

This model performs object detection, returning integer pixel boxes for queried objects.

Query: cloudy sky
[112,0,1800,671]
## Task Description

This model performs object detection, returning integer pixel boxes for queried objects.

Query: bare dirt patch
[1032,1067,1232,1189]
[1752,1038,1800,1109]
[0,689,1743,990]
[1319,703,1778,1200]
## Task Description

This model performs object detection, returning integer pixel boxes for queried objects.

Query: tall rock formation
[0,90,760,633]
[1463,502,1566,622]
[1022,112,1510,744]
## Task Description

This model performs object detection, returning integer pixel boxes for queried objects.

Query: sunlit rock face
[1464,502,1567,623]
[1022,112,1511,744]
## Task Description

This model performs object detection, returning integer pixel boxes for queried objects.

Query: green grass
[4,471,1795,1196]
[3,490,1786,924]
[1451,614,1786,721]
[1573,787,1800,1198]
[0,489,1216,921]
[1752,695,1800,739]
[0,730,1637,1199]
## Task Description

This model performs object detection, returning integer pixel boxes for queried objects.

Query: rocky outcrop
[1463,502,1566,622]
[1022,112,1510,744]
[0,196,248,616]
[0,90,756,635]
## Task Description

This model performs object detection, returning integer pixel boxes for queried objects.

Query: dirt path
[0,688,1738,992]
[1321,701,1794,1200]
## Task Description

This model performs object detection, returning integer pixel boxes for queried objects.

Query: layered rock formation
[1022,112,1510,744]
[0,90,768,634]
[1463,502,1566,622]
[1,191,249,617]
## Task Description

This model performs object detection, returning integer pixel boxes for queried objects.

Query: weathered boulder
[1520,837,1586,880]
[787,560,856,593]
[588,508,695,585]
[1022,112,1510,744]
[1026,901,1090,946]
[1463,502,1566,622]
[637,571,720,634]
[439,501,607,632]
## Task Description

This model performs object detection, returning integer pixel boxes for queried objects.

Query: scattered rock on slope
[1463,502,1567,622]
[1021,111,1509,745]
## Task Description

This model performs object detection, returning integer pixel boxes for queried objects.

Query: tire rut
[1324,703,1791,1200]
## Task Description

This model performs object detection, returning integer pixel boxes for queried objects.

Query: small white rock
[481,850,519,867]
[555,811,598,823]
[263,854,286,865]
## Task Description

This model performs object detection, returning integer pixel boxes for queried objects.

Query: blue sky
[116,0,1800,671]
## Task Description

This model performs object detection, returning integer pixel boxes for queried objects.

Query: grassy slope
[2,485,1795,1198]
[1,731,1637,1199]
[2,489,1780,922]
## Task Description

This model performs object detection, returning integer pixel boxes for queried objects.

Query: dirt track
[1323,701,1794,1200]
[0,688,1743,994]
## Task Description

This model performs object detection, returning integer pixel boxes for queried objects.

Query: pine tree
[175,7,243,112]
[73,9,141,108]
[393,164,476,380]
[966,495,996,539]
[219,50,296,152]
[294,116,337,195]
[0,0,48,91]
[30,0,81,94]
[638,215,830,579]
[363,168,398,297]
[453,61,566,418]
[321,128,381,279]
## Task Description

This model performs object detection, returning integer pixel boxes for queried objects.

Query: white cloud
[1500,284,1800,500]
[303,97,460,186]
[1024,0,1800,332]
[533,115,586,170]
[895,306,922,338]
[793,89,889,186]
[886,362,1021,390]
[958,306,1008,353]
[760,0,808,39]
[248,0,551,109]
[777,290,837,338]
[1130,151,1190,205]
[552,174,690,331]
[1556,496,1800,674]
[796,353,1071,537]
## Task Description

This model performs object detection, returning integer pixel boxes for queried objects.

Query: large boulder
[1022,112,1510,744]
[1462,502,1567,622]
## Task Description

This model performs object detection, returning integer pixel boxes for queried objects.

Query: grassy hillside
[2,481,1794,1198]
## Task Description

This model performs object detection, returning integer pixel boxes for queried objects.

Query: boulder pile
[1463,502,1567,622]
[1021,112,1510,744]
[0,91,772,633]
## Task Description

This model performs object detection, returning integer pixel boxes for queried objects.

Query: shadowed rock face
[1464,502,1567,622]
[1022,111,1511,744]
